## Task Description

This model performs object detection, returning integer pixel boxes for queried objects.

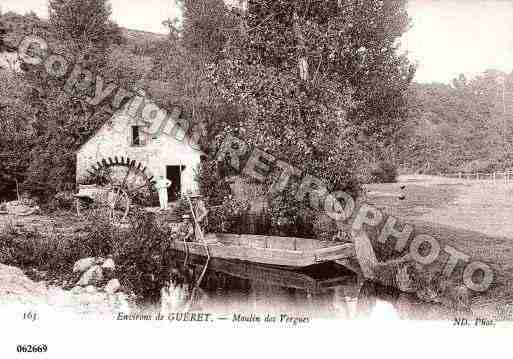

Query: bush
[76,206,176,301]
[312,213,339,241]
[0,206,176,302]
[46,191,75,212]
[267,184,313,237]
[130,189,159,207]
[110,208,174,302]
[197,159,232,206]
[207,196,251,233]
[0,231,91,281]
[369,161,398,183]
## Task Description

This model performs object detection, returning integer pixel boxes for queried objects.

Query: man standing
[155,175,172,210]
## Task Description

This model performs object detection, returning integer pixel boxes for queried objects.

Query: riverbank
[0,263,132,317]
[1,178,512,319]
[365,175,513,315]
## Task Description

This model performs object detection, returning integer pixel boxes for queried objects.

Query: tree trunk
[293,12,309,81]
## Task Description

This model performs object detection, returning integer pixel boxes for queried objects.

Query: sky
[2,0,513,83]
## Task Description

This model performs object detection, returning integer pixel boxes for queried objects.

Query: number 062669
[16,344,48,353]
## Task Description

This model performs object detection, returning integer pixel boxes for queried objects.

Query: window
[131,126,146,146]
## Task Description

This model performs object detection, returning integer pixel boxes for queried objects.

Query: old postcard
[0,0,512,357]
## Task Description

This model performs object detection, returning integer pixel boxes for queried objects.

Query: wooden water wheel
[76,157,155,223]
[75,184,131,223]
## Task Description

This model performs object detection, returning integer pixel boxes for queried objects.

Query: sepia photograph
[0,0,512,357]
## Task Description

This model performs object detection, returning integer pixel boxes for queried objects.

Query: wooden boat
[170,233,355,268]
[171,251,356,292]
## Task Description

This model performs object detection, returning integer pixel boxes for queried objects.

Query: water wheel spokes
[75,197,94,219]
[106,186,131,223]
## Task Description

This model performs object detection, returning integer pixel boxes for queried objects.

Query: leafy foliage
[368,160,398,183]
[208,0,414,222]
[6,2,124,201]
[398,71,513,174]
[152,0,414,234]
[0,71,34,199]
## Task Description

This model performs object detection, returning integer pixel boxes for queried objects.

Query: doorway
[166,165,184,202]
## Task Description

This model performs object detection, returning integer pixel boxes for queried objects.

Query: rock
[105,279,120,294]
[89,293,106,304]
[102,258,115,271]
[73,257,96,274]
[101,258,116,281]
[76,265,103,287]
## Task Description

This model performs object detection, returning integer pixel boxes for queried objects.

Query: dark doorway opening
[131,126,141,145]
[166,165,185,202]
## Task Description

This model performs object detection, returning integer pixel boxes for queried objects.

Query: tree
[20,1,123,200]
[151,0,238,131]
[397,74,507,174]
[48,0,122,70]
[206,0,366,230]
[215,1,414,187]
[153,0,414,233]
[150,0,241,203]
[0,71,34,199]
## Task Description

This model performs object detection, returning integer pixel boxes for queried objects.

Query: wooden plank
[171,240,314,267]
[171,235,355,268]
[314,243,355,263]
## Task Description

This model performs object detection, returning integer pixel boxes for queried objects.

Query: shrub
[110,208,174,302]
[197,159,232,206]
[207,195,251,233]
[312,213,339,241]
[46,191,75,211]
[0,231,91,281]
[0,206,177,302]
[369,161,398,183]
[131,190,159,207]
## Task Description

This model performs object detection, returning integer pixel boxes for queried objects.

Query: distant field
[366,174,513,238]
[366,175,513,309]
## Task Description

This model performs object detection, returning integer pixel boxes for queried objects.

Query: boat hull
[170,233,355,268]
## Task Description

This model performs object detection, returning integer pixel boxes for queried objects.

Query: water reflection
[159,251,468,321]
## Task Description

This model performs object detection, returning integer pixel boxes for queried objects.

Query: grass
[0,207,176,302]
[366,175,513,311]
[365,183,460,218]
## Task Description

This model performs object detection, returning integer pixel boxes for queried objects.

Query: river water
[158,252,469,321]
